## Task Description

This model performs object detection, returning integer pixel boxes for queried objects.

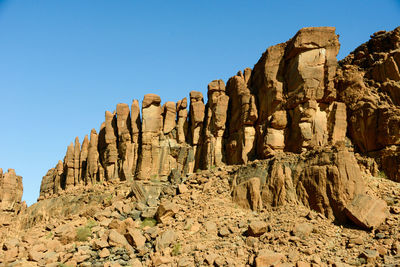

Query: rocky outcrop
[0,168,24,213]
[232,145,365,223]
[337,27,400,181]
[38,26,399,225]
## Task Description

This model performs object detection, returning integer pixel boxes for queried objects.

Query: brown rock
[232,177,262,211]
[28,249,44,262]
[255,249,284,267]
[359,249,379,264]
[345,194,389,229]
[248,221,268,237]
[108,229,129,247]
[99,248,110,258]
[155,230,176,251]
[156,201,178,223]
[124,228,146,248]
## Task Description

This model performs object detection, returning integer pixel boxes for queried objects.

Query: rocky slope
[0,25,400,266]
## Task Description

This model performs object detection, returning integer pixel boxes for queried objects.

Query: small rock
[178,184,189,194]
[390,206,400,214]
[155,230,176,251]
[152,254,172,266]
[93,239,109,249]
[255,249,284,267]
[156,202,178,223]
[248,221,268,237]
[125,228,146,249]
[108,229,129,247]
[99,248,110,258]
[348,236,364,245]
[296,261,311,267]
[359,249,379,264]
[204,221,218,234]
[291,223,313,238]
[375,232,386,239]
[177,257,192,267]
[218,226,230,237]
[205,253,217,265]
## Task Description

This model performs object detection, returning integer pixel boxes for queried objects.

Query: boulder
[345,194,389,229]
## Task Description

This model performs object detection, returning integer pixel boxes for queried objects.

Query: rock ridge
[37,26,400,225]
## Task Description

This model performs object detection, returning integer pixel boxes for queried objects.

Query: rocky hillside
[0,26,400,266]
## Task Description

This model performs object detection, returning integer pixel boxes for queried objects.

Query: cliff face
[38,26,400,222]
[337,27,400,181]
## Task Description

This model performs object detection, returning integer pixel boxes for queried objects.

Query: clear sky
[0,0,399,206]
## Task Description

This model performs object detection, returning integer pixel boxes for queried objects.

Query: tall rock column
[116,103,134,180]
[188,91,205,171]
[73,137,81,185]
[63,142,75,189]
[130,100,141,178]
[176,98,188,144]
[102,111,119,180]
[201,80,229,168]
[86,129,102,184]
[251,42,287,158]
[138,94,163,180]
[226,70,258,164]
[0,169,23,211]
[79,135,89,183]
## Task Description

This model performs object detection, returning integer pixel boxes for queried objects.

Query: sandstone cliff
[38,26,400,224]
[3,26,400,266]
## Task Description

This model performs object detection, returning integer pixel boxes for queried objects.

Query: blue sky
[0,1,399,205]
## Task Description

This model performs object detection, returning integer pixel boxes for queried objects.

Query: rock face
[232,145,365,223]
[38,26,399,225]
[0,169,23,212]
[337,27,400,182]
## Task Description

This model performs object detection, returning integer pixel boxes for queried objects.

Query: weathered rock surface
[0,169,25,226]
[232,145,365,222]
[345,194,389,229]
[0,169,23,211]
[337,27,400,182]
[36,26,399,230]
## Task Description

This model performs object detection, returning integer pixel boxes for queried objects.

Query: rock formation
[0,169,23,212]
[37,26,399,226]
[337,27,400,182]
